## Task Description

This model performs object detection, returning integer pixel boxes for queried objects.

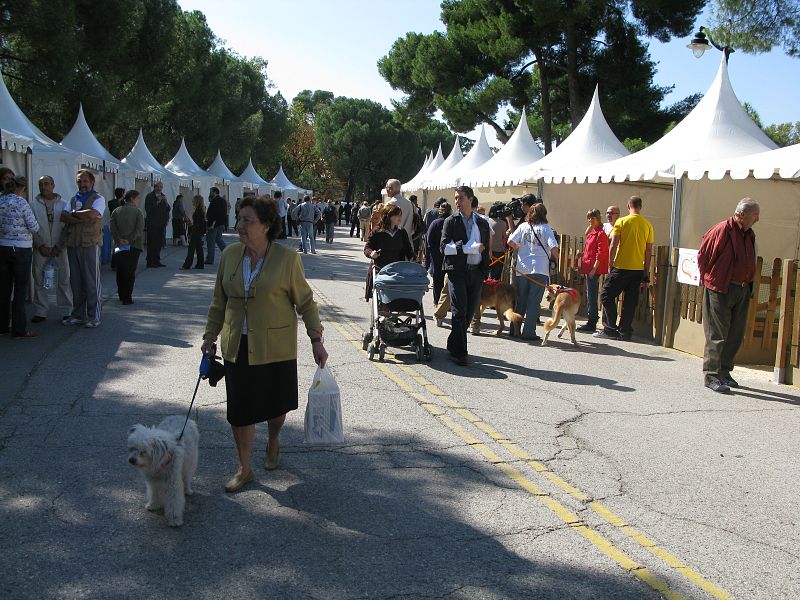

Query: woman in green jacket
[202,196,328,493]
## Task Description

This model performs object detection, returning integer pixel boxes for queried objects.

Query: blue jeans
[516,273,548,339]
[585,274,600,322]
[205,225,226,264]
[300,222,316,253]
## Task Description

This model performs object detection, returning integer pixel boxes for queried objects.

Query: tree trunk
[565,19,581,127]
[534,48,553,154]
[344,171,355,204]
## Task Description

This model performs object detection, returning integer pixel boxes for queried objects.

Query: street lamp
[687,26,734,62]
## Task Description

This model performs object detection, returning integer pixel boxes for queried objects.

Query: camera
[488,197,524,220]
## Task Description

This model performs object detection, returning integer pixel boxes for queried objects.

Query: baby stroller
[362,261,433,362]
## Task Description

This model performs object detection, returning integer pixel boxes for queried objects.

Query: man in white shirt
[603,205,620,237]
[274,190,287,238]
[384,179,414,240]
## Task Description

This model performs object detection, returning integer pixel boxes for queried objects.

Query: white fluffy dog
[127,416,199,527]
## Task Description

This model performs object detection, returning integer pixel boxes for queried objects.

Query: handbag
[530,225,559,281]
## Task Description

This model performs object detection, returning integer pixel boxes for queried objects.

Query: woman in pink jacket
[577,209,609,332]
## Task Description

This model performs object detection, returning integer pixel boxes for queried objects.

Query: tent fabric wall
[541,182,673,245]
[678,175,800,261]
[2,147,27,180]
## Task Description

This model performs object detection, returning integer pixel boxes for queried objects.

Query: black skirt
[224,335,299,426]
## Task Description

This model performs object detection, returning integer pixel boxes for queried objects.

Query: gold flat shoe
[264,447,280,470]
[224,470,254,493]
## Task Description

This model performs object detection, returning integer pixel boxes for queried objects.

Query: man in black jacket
[144,182,167,267]
[440,185,490,365]
[205,187,227,265]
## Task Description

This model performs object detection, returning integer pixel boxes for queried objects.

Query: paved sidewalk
[1,227,798,599]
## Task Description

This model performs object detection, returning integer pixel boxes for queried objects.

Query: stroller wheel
[361,332,372,351]
[379,344,386,362]
[414,334,424,361]
[367,342,376,361]
[423,343,433,362]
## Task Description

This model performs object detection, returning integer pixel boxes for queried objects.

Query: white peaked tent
[271,164,304,200]
[60,104,121,202]
[401,151,432,192]
[0,72,84,200]
[673,142,800,261]
[468,108,544,188]
[164,138,215,200]
[424,127,494,190]
[432,136,464,178]
[121,130,184,202]
[577,57,777,185]
[236,158,275,194]
[531,87,629,184]
[206,149,244,207]
[403,144,445,195]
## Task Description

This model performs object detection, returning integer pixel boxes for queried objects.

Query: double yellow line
[311,283,732,600]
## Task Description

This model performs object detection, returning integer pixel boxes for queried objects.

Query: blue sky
[179,0,798,141]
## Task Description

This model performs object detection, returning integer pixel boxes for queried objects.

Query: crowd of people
[359,177,760,393]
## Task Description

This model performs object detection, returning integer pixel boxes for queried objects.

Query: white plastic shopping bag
[304,365,344,445]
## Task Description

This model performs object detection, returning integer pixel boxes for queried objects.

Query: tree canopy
[0,0,288,174]
[378,0,704,153]
[708,0,800,57]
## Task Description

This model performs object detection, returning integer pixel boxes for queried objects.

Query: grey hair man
[384,179,414,240]
[697,198,760,393]
[30,176,72,322]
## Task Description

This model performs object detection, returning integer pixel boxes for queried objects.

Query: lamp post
[687,26,734,62]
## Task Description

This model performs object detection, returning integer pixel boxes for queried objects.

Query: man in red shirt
[697,198,760,393]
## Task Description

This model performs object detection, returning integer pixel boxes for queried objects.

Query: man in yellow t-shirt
[595,196,653,341]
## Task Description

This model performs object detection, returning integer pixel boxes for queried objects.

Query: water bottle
[43,259,56,290]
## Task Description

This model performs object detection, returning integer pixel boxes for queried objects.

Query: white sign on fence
[677,248,700,286]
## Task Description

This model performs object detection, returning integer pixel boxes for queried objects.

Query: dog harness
[553,285,578,303]
[483,278,504,294]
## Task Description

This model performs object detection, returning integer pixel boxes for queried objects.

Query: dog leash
[178,354,211,441]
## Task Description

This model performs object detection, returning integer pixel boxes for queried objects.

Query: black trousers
[431,269,445,305]
[0,246,32,336]
[446,267,484,359]
[350,219,360,237]
[702,285,751,383]
[183,232,205,268]
[146,224,162,266]
[115,248,141,302]
[600,268,643,335]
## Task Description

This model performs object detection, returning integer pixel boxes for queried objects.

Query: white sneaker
[84,319,101,328]
[62,316,84,326]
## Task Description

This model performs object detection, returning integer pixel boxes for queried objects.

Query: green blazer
[204,242,323,365]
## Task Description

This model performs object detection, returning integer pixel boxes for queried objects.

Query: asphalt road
[1,227,798,600]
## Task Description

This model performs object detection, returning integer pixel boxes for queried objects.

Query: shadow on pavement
[0,402,660,599]
[733,385,800,406]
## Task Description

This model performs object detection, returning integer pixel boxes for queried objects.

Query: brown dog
[476,279,524,336]
[542,285,580,346]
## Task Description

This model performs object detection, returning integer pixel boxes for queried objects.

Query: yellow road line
[311,283,731,600]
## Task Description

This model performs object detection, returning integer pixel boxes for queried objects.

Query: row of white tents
[0,73,310,223]
[402,56,800,262]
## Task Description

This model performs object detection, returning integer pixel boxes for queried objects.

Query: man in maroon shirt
[697,198,760,393]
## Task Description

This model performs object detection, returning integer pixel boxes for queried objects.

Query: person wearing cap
[440,185,490,366]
